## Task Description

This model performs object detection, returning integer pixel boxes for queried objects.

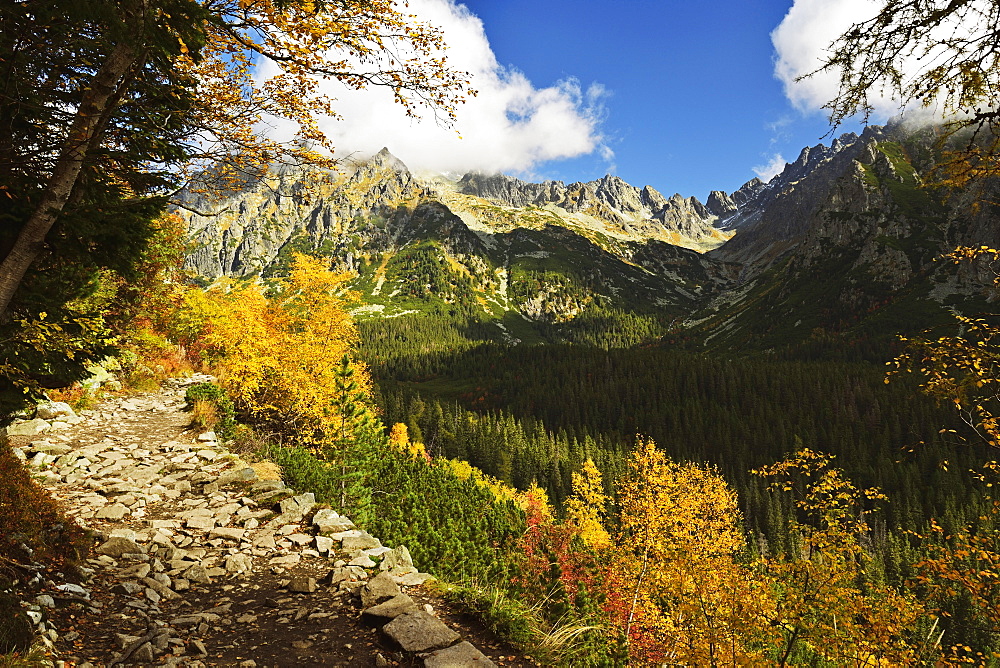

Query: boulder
[96,537,146,558]
[361,594,419,622]
[312,508,355,534]
[35,401,75,420]
[6,418,50,437]
[361,572,401,608]
[423,641,497,667]
[382,611,460,653]
[342,533,381,552]
[379,545,414,572]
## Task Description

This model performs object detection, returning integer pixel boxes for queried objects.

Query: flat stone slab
[96,537,146,558]
[423,641,497,667]
[362,594,419,622]
[95,503,131,520]
[383,611,460,653]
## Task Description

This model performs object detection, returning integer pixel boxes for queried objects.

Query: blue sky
[305,0,882,203]
[457,0,866,200]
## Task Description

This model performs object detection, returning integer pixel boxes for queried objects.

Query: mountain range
[178,122,1000,352]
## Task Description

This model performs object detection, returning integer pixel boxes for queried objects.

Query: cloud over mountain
[259,0,609,175]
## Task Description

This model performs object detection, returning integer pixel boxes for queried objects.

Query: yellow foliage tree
[178,253,369,445]
[610,438,772,666]
[565,458,610,550]
[755,449,930,666]
[388,422,429,461]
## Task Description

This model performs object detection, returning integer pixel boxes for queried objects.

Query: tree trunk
[0,40,137,316]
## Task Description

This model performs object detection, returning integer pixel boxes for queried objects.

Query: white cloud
[772,0,986,124]
[753,154,787,181]
[771,0,887,116]
[259,0,610,176]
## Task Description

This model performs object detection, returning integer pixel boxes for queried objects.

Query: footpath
[5,377,527,667]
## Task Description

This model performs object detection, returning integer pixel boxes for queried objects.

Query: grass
[0,643,50,667]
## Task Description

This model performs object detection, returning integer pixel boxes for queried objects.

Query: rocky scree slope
[3,381,528,667]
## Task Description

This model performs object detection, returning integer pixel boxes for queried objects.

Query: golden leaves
[174,0,475,193]
[175,253,367,446]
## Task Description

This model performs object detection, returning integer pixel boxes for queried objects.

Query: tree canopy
[0,0,471,413]
[817,0,1000,187]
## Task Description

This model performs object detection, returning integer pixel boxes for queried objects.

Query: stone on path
[379,545,413,572]
[289,576,316,593]
[423,641,498,667]
[342,532,381,552]
[361,572,401,608]
[225,553,254,575]
[362,594,419,622]
[6,418,50,436]
[94,503,131,520]
[383,611,460,653]
[312,508,355,534]
[96,537,145,558]
[35,401,75,420]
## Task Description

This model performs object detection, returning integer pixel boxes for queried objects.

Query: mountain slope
[178,128,999,352]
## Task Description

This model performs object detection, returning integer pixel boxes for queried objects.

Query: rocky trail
[6,378,531,667]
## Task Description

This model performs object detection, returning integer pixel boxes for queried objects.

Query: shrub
[184,382,236,440]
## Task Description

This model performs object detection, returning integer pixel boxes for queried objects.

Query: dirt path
[9,379,532,667]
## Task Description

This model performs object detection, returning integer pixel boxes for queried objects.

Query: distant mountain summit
[177,126,999,349]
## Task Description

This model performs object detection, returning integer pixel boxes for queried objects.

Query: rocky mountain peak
[368,147,410,173]
[707,190,737,217]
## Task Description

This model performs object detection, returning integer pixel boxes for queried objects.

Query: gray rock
[35,401,75,420]
[208,527,245,541]
[34,595,55,608]
[218,467,257,486]
[277,492,316,521]
[186,517,216,531]
[312,509,355,534]
[423,641,497,667]
[314,536,334,554]
[362,594,419,622]
[361,572,401,608]
[142,577,179,600]
[96,537,146,558]
[109,528,138,541]
[289,577,316,593]
[382,611,460,653]
[349,554,376,568]
[396,571,434,587]
[342,533,381,552]
[183,564,212,584]
[6,418,50,437]
[95,503,131,520]
[225,553,254,575]
[29,442,72,456]
[112,582,144,596]
[379,545,414,572]
[131,642,155,663]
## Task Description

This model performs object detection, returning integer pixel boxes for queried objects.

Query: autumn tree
[607,438,771,665]
[816,0,1000,188]
[755,448,932,666]
[0,0,470,415]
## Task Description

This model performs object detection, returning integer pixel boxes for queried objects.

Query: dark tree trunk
[0,40,137,317]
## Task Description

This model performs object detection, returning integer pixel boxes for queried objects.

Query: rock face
[457,171,726,245]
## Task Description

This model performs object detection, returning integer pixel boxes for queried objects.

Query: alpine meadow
[3,0,1000,666]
